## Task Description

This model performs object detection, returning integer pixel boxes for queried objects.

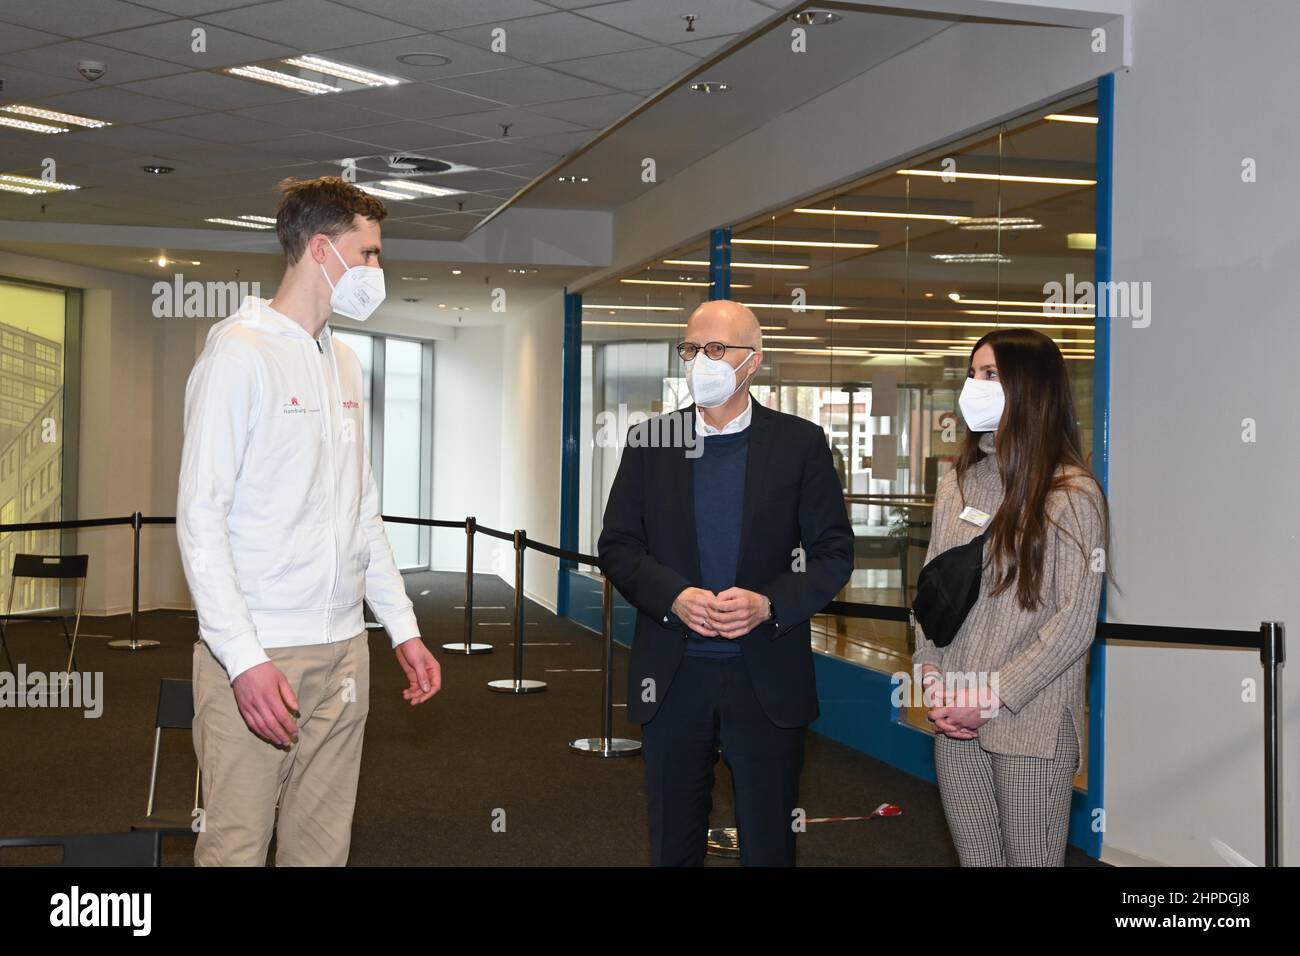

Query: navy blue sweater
[686,429,750,657]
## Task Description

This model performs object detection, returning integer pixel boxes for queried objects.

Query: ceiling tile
[673,34,745,58]
[325,0,552,31]
[431,106,587,140]
[232,97,399,132]
[198,0,424,49]
[129,0,281,14]
[24,86,205,124]
[0,22,63,54]
[433,65,617,107]
[0,0,172,38]
[550,44,697,93]
[93,19,297,70]
[0,39,192,86]
[510,128,594,156]
[317,33,525,82]
[245,130,377,159]
[526,91,643,127]
[442,11,654,65]
[142,112,298,143]
[0,63,92,99]
[78,124,210,156]
[331,119,484,151]
[330,81,507,120]
[119,70,307,109]
[418,138,559,168]
[577,0,772,43]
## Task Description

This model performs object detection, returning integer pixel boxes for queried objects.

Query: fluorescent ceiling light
[827,317,1090,331]
[959,217,1041,231]
[1045,113,1099,124]
[1068,232,1097,249]
[379,180,464,197]
[204,217,274,229]
[356,184,414,200]
[962,309,1096,321]
[1,104,110,128]
[899,169,1097,186]
[931,253,1012,264]
[662,258,809,271]
[0,182,41,194]
[583,321,783,331]
[948,293,1092,311]
[0,173,78,191]
[582,304,682,312]
[283,55,402,87]
[794,207,969,222]
[0,116,67,134]
[620,278,752,289]
[733,238,878,250]
[740,302,849,311]
[225,65,336,95]
[762,335,822,341]
[238,215,276,224]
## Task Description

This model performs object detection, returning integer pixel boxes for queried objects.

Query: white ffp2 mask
[320,238,385,321]
[958,377,1004,432]
[687,351,756,408]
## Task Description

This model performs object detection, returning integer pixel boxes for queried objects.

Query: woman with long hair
[913,327,1108,866]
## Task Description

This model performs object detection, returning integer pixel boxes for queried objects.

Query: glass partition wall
[579,91,1099,779]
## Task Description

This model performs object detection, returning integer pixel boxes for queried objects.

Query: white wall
[497,290,567,612]
[1104,0,1300,867]
[431,324,505,577]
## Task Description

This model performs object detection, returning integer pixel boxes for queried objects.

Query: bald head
[684,299,763,355]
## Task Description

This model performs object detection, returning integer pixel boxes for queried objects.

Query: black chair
[131,678,201,839]
[0,553,89,673]
[0,830,159,866]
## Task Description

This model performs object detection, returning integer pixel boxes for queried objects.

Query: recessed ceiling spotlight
[1,104,111,128]
[451,269,462,275]
[689,81,730,94]
[790,10,840,26]
[396,52,452,68]
[140,164,174,175]
[507,268,537,275]
[401,276,429,281]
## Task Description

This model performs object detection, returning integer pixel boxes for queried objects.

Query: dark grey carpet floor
[0,570,1104,867]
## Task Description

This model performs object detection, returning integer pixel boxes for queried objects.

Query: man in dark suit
[598,299,854,866]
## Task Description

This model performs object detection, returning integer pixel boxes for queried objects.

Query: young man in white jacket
[177,176,441,866]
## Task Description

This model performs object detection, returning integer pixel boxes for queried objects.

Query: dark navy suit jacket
[597,399,854,728]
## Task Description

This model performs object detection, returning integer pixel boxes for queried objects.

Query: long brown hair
[955,328,1108,611]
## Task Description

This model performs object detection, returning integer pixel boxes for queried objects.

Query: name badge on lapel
[958,506,991,528]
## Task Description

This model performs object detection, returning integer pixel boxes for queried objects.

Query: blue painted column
[557,288,582,618]
[709,227,732,300]
[1070,70,1115,860]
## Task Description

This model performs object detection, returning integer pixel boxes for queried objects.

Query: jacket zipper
[316,335,339,640]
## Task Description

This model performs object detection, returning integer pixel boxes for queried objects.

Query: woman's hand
[923,668,996,738]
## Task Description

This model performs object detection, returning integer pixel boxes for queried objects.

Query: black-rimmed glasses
[676,341,757,362]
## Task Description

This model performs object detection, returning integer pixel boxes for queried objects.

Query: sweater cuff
[383,607,422,647]
[213,630,270,684]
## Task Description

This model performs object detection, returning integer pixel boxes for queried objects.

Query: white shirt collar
[694,394,753,437]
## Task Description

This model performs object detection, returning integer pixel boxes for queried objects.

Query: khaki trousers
[192,632,371,867]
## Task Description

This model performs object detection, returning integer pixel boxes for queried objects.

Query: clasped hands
[671,586,770,639]
[921,663,1000,740]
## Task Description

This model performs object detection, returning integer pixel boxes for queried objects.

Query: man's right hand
[232,661,300,747]
[672,587,719,636]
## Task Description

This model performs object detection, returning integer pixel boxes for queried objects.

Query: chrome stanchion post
[444,516,491,654]
[570,575,639,756]
[1261,621,1285,867]
[110,511,159,651]
[488,530,546,693]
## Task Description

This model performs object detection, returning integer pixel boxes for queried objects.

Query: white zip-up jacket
[177,295,419,682]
